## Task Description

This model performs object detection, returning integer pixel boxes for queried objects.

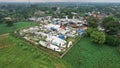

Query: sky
[0,0,120,3]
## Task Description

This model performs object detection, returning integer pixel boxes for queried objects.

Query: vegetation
[0,34,11,47]
[5,20,14,27]
[105,35,120,46]
[66,37,75,43]
[102,16,120,35]
[0,22,38,34]
[87,17,98,28]
[0,2,120,68]
[63,38,120,68]
[0,34,72,68]
[85,27,94,37]
[90,31,106,44]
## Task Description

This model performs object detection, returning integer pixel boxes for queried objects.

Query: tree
[85,27,94,37]
[0,12,6,24]
[5,20,14,27]
[102,16,120,35]
[90,31,106,44]
[4,17,14,27]
[87,17,98,28]
[105,35,120,46]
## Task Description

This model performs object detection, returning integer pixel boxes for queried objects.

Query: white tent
[46,36,66,47]
[39,41,61,52]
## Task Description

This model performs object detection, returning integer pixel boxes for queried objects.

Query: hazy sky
[0,0,120,2]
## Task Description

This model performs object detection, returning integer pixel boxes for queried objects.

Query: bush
[85,27,96,37]
[117,46,120,54]
[105,35,120,46]
[90,31,106,44]
[66,37,75,43]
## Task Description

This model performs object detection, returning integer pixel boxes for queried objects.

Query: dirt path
[0,33,12,49]
[0,33,9,37]
[0,44,12,49]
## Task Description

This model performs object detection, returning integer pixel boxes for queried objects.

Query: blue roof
[77,29,84,33]
[50,27,56,31]
[58,35,65,39]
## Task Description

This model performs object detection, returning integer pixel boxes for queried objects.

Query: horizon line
[1,2,120,3]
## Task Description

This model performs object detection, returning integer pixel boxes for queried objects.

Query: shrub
[66,37,75,43]
[90,31,106,44]
[105,35,120,46]
[85,27,94,37]
[117,46,120,54]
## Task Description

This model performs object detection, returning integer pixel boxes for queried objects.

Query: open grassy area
[1,21,120,68]
[0,34,72,68]
[63,37,120,68]
[0,33,12,47]
[0,22,39,34]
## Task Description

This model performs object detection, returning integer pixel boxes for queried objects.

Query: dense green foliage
[5,20,14,27]
[102,16,120,35]
[0,3,120,22]
[90,31,106,44]
[87,17,98,28]
[105,35,120,46]
[85,27,94,37]
[63,38,120,68]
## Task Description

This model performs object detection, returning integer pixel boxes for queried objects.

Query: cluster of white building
[20,16,87,52]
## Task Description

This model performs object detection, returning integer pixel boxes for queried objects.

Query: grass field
[0,33,11,47]
[63,37,120,68]
[0,22,39,34]
[0,21,120,68]
[0,34,72,68]
[0,21,72,68]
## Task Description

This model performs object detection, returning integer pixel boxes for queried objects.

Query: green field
[63,37,120,68]
[0,22,71,68]
[0,22,39,34]
[0,21,120,68]
[0,34,71,68]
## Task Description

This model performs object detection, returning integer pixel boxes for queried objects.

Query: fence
[59,35,83,58]
[10,31,84,58]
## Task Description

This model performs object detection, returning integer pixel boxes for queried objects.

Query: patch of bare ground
[0,33,13,49]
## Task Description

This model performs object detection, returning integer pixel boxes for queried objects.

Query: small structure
[77,29,84,35]
[67,41,72,48]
